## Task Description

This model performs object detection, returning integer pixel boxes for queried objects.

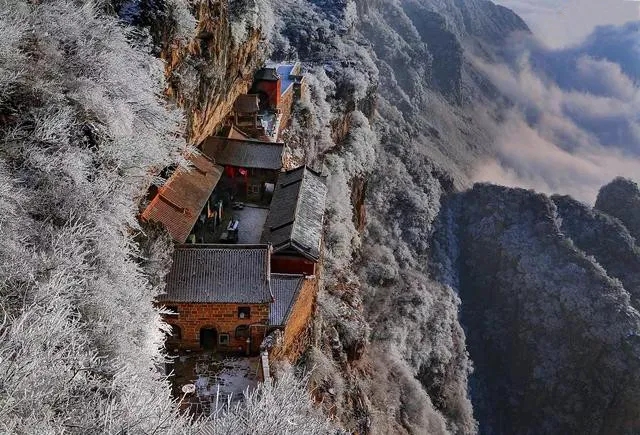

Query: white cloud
[495,0,639,47]
[470,29,640,203]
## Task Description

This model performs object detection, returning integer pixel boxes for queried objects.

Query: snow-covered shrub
[0,0,334,432]
[229,0,275,46]
[204,370,334,434]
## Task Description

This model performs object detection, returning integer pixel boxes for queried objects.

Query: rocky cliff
[161,0,269,143]
[596,177,640,243]
[266,0,532,433]
[432,183,640,434]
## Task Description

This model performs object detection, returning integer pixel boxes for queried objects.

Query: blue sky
[495,0,639,47]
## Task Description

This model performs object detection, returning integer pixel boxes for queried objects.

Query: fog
[472,22,640,203]
[495,0,639,48]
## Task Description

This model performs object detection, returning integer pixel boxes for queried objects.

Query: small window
[166,306,179,316]
[218,333,230,345]
[235,325,250,339]
[238,307,251,319]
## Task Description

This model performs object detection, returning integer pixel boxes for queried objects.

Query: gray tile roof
[159,244,273,303]
[269,274,305,326]
[254,67,280,82]
[261,166,328,262]
[200,137,284,170]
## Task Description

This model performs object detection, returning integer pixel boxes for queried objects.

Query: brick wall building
[165,302,270,353]
[159,244,274,354]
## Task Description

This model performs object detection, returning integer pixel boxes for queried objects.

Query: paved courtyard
[168,351,260,417]
[232,205,269,244]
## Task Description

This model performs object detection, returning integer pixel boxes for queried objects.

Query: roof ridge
[271,273,305,278]
[175,243,270,250]
[224,137,285,146]
[288,167,313,251]
[158,192,187,214]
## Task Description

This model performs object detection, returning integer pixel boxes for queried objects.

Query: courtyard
[167,351,260,418]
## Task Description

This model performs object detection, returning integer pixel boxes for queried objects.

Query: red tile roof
[141,153,224,243]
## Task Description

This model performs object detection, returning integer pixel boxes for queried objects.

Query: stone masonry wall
[278,87,295,139]
[164,301,270,352]
[272,277,318,361]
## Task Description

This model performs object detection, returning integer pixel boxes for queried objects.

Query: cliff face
[432,183,640,434]
[268,0,531,433]
[162,0,267,144]
[595,177,640,243]
[552,194,640,310]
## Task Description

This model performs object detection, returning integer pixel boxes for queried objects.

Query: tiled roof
[269,274,305,326]
[261,166,327,262]
[234,94,260,114]
[254,67,280,82]
[141,153,223,243]
[226,125,254,140]
[159,244,272,303]
[200,137,284,170]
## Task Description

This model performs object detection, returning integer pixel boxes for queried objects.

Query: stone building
[251,62,306,140]
[200,136,285,203]
[160,244,316,355]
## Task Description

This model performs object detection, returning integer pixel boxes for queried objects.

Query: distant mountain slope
[432,183,640,434]
[552,194,640,309]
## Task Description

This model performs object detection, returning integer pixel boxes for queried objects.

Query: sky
[495,0,639,47]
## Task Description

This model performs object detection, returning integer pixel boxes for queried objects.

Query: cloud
[471,23,640,203]
[495,0,639,48]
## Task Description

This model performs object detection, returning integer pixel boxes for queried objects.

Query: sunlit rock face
[162,0,268,144]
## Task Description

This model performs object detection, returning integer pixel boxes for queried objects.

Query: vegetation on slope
[0,0,329,432]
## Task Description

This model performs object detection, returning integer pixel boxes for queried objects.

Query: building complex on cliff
[140,64,324,360]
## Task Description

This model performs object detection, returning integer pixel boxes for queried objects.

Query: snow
[170,352,260,416]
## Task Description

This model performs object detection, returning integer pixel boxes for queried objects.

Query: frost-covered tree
[0,0,328,432]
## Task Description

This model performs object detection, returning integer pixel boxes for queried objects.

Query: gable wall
[271,254,316,275]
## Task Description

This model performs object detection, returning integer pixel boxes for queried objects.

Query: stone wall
[164,301,270,353]
[271,277,318,361]
[277,87,295,139]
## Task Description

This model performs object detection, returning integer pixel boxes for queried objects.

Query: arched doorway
[200,327,218,350]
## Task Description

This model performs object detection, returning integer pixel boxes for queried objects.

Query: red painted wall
[254,80,281,109]
[271,255,316,275]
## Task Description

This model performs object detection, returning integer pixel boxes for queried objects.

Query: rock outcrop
[433,183,640,435]
[595,177,640,243]
[162,0,267,143]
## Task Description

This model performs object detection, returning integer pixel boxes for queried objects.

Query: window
[238,306,251,319]
[165,306,179,316]
[235,325,250,339]
[218,333,230,345]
